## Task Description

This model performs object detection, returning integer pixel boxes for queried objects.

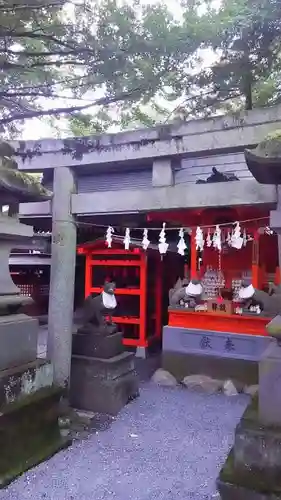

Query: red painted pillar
[155,257,163,339]
[275,267,281,285]
[252,231,260,288]
[139,252,147,347]
[190,228,197,279]
[85,253,92,297]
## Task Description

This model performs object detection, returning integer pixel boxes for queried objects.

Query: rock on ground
[243,384,259,397]
[151,368,177,387]
[0,384,248,500]
[223,380,238,397]
[182,375,222,395]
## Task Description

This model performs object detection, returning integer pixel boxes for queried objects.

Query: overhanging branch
[0,87,146,125]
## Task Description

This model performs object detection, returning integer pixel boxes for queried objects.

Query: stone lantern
[0,142,50,368]
[245,130,281,184]
[0,141,69,487]
[217,130,281,499]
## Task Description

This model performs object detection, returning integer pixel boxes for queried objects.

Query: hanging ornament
[243,228,247,246]
[177,228,187,256]
[195,226,204,252]
[142,229,150,251]
[265,226,273,235]
[218,249,223,300]
[158,223,169,255]
[123,228,131,250]
[231,222,243,249]
[105,226,114,248]
[213,225,222,251]
[206,229,212,248]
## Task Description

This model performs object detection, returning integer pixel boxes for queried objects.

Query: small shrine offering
[166,208,279,337]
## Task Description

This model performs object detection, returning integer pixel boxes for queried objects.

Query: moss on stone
[219,398,281,496]
[0,386,71,487]
[253,130,281,159]
[0,430,70,488]
[0,139,52,202]
[0,165,52,200]
[265,130,281,141]
[219,448,281,496]
[240,395,281,433]
[241,394,259,421]
[266,315,281,337]
[0,140,14,158]
[0,385,64,414]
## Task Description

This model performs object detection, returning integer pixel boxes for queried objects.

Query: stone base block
[0,314,38,370]
[217,449,281,500]
[235,400,281,479]
[77,323,117,337]
[70,370,139,415]
[0,386,70,487]
[217,478,281,500]
[72,331,123,359]
[217,398,281,499]
[71,351,135,380]
[70,353,139,415]
[0,359,53,410]
[259,342,281,426]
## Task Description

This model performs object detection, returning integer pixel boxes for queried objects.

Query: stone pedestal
[217,341,281,499]
[70,328,139,415]
[0,314,38,370]
[259,342,281,426]
[0,383,67,488]
[72,331,123,359]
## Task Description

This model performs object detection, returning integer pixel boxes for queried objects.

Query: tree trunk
[245,81,253,110]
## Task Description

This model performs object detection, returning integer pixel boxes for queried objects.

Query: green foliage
[68,111,118,136]
[185,0,281,116]
[1,0,281,136]
[255,130,281,158]
[0,0,204,135]
[0,140,51,199]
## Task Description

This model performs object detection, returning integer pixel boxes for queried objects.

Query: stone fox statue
[169,278,203,308]
[238,281,281,317]
[83,281,117,328]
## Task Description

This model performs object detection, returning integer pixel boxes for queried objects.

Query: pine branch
[0,29,76,50]
[0,0,66,11]
[0,60,86,70]
[0,86,147,125]
[2,47,96,57]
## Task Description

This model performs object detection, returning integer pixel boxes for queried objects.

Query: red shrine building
[16,104,281,385]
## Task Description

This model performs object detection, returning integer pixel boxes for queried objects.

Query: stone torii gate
[15,105,281,389]
[47,167,77,388]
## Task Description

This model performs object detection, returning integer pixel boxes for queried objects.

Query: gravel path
[0,384,248,500]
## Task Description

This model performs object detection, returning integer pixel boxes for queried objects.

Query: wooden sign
[207,299,232,315]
